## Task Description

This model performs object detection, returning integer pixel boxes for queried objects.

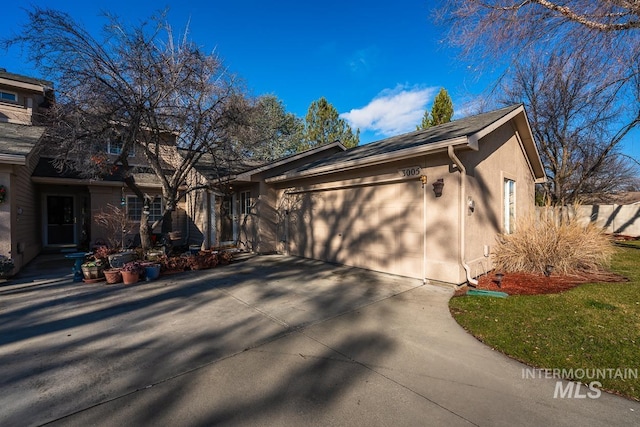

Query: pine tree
[302,97,359,150]
[417,88,454,129]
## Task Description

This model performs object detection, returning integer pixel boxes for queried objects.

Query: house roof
[188,150,265,180]
[0,122,45,164]
[266,104,546,183]
[0,69,53,91]
[31,157,163,187]
[188,141,347,183]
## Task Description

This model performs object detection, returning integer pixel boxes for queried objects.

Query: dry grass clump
[492,213,614,275]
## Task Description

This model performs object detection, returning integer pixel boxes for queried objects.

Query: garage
[284,173,426,280]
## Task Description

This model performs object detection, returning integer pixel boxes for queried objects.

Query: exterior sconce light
[432,179,444,197]
[420,175,428,188]
[544,264,554,277]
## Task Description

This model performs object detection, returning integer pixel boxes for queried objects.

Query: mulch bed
[456,270,629,296]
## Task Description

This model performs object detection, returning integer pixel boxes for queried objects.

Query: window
[240,191,251,215]
[127,196,163,222]
[504,178,516,234]
[107,139,135,156]
[0,91,17,102]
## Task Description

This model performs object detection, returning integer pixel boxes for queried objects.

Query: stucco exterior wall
[462,122,537,278]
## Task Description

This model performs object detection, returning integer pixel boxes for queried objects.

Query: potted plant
[141,262,161,281]
[120,261,144,285]
[81,258,105,280]
[103,268,123,284]
[0,255,14,278]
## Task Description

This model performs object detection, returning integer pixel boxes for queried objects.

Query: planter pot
[81,265,104,280]
[108,252,135,268]
[121,270,139,285]
[104,269,122,284]
[144,264,161,281]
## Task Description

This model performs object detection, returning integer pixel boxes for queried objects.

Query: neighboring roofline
[0,69,53,88]
[0,153,27,165]
[31,176,163,188]
[265,136,468,183]
[231,141,347,182]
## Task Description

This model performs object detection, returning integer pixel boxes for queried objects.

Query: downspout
[447,145,478,286]
[422,174,428,285]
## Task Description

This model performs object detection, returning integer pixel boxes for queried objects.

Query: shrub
[492,212,614,275]
[0,255,14,276]
[121,261,145,274]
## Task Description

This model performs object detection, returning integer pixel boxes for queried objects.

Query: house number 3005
[399,167,422,177]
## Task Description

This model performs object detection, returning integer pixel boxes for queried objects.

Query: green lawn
[450,247,640,401]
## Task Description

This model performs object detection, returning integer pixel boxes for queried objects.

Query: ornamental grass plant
[492,209,614,275]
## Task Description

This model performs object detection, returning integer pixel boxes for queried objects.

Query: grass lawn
[450,246,640,401]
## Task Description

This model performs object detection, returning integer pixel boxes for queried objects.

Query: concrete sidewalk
[1,255,638,426]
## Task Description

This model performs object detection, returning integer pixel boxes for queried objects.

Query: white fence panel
[536,205,640,237]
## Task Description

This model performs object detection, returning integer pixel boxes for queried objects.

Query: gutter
[447,145,478,286]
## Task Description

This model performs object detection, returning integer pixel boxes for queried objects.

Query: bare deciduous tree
[501,51,639,204]
[3,7,253,249]
[436,0,640,202]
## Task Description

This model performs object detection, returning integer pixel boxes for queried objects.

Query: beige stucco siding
[462,123,537,277]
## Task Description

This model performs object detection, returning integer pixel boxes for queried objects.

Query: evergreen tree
[417,88,454,129]
[302,97,359,150]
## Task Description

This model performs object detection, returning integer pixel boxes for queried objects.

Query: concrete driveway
[1,254,638,426]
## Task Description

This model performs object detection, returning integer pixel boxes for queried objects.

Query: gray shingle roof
[288,104,523,173]
[0,122,45,156]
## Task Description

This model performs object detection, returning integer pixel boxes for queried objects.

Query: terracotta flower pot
[121,270,139,285]
[104,269,122,284]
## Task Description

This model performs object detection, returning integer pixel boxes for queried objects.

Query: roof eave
[234,141,348,182]
[0,153,27,165]
[265,136,468,184]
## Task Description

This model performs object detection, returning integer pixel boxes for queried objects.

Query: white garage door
[287,180,424,279]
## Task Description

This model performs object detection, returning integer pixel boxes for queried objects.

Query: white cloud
[340,85,438,137]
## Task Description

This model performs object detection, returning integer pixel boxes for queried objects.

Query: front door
[220,195,234,243]
[46,195,75,245]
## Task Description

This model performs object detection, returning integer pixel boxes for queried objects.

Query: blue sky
[1,0,638,162]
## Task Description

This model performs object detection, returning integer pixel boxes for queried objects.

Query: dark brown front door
[220,195,233,242]
[46,195,75,245]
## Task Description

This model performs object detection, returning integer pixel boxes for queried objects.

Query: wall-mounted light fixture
[432,178,444,197]
[120,187,126,206]
[420,175,428,188]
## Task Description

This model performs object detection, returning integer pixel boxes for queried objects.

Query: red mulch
[459,270,629,296]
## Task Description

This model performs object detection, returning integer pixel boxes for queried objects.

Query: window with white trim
[504,178,516,234]
[0,91,17,102]
[240,191,251,215]
[127,196,163,222]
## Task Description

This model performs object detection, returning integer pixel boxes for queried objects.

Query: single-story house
[197,103,546,284]
[1,69,545,284]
